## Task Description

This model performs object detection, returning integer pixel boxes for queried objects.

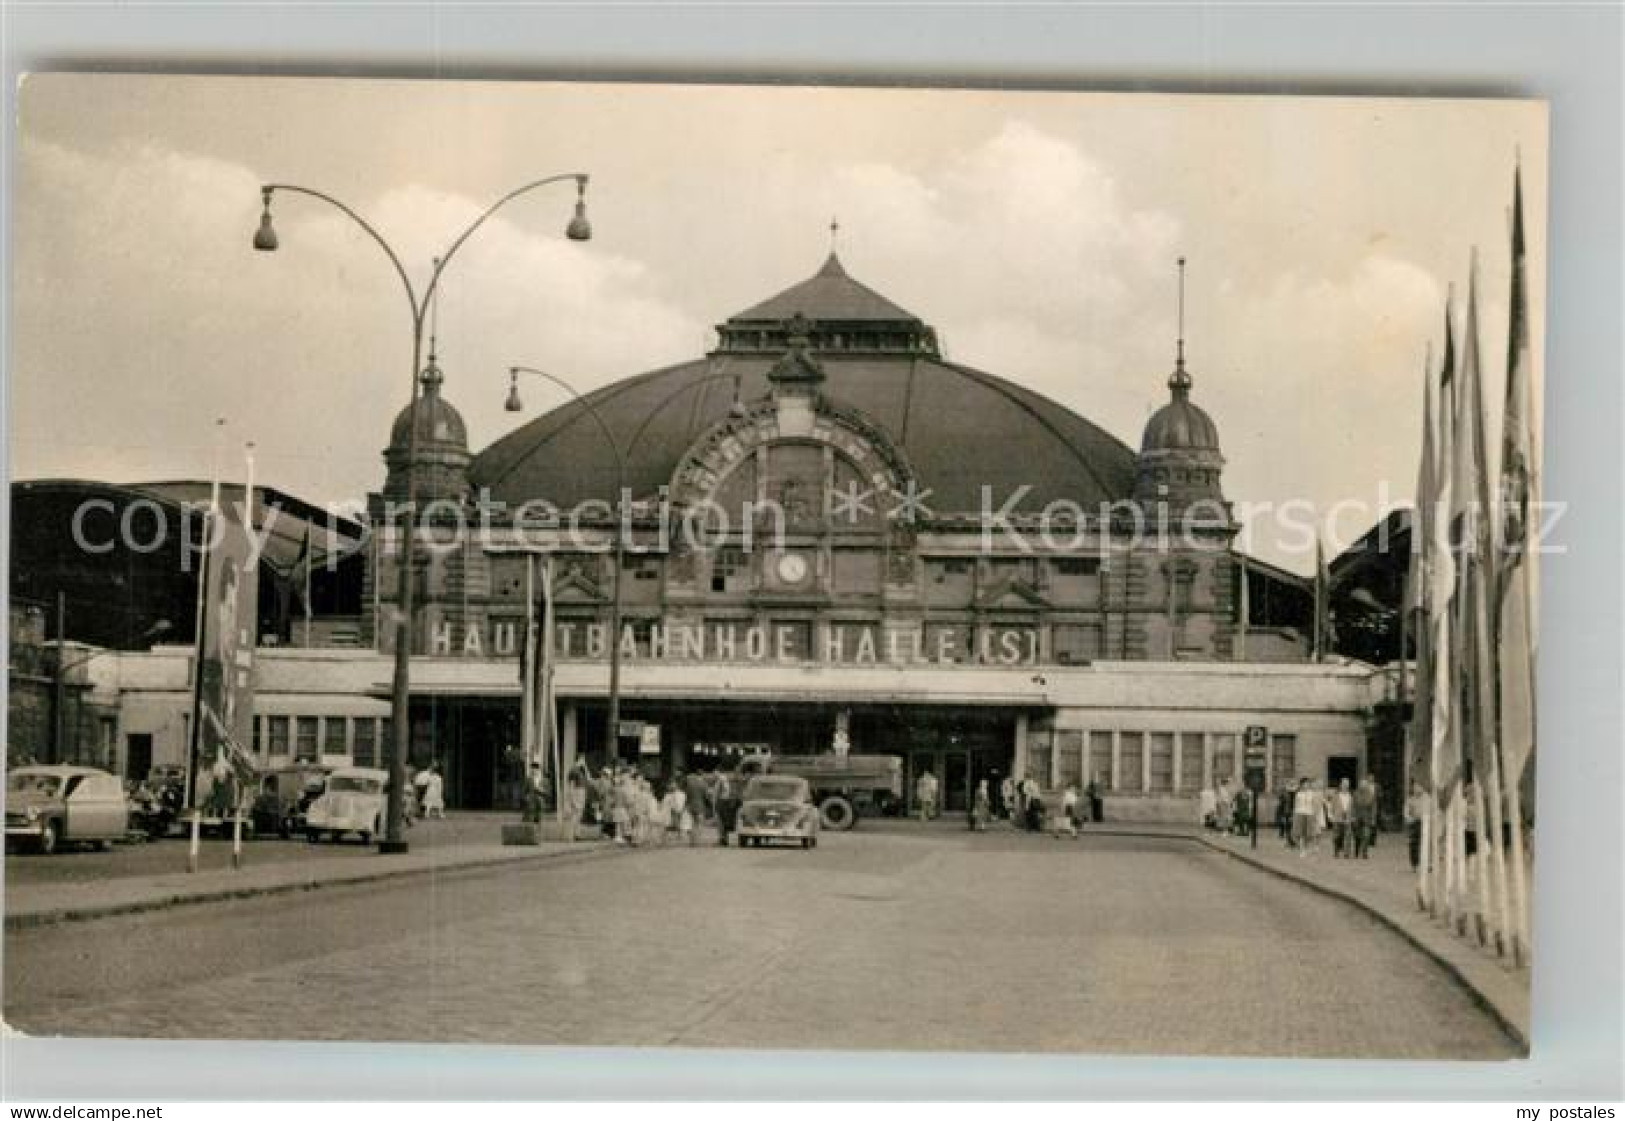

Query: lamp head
[504,369,524,413]
[253,187,279,252]
[565,175,592,242]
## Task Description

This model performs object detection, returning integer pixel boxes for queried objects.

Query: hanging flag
[1498,165,1538,789]
[1406,345,1438,791]
[1430,300,1460,804]
[1456,256,1502,792]
[1312,532,1333,661]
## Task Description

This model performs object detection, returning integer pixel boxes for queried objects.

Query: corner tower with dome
[360,250,1353,815]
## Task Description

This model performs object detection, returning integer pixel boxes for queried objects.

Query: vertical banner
[192,499,259,812]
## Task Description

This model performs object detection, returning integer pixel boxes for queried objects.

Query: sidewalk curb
[5,842,627,933]
[1194,834,1530,1056]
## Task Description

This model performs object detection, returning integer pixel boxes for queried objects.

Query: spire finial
[1169,256,1192,395]
[424,256,444,392]
[830,216,840,254]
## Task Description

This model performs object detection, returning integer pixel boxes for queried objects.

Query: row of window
[1026,730,1298,795]
[253,714,391,768]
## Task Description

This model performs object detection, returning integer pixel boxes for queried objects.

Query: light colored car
[303,766,389,844]
[735,774,820,849]
[5,765,130,855]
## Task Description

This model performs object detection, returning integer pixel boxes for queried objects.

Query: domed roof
[389,359,468,450]
[1139,358,1219,454]
[472,257,1140,514]
[1142,397,1220,452]
[472,355,1135,514]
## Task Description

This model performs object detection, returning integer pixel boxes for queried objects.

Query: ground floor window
[1178,731,1204,791]
[268,715,290,756]
[295,716,319,762]
[1118,732,1144,793]
[323,716,347,757]
[1148,732,1175,793]
[354,718,378,768]
[1271,733,1297,786]
[1211,732,1238,784]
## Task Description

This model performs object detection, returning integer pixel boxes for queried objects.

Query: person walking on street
[1059,784,1081,838]
[916,769,939,822]
[970,778,991,832]
[1291,778,1317,857]
[421,764,446,819]
[713,771,739,847]
[1000,775,1017,822]
[1328,778,1353,857]
[684,770,711,845]
[1353,775,1379,858]
[1276,785,1295,846]
[1199,784,1218,830]
[413,765,432,819]
[1087,773,1105,823]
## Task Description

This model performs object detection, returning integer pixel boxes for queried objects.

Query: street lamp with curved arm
[252,173,591,854]
[503,365,746,771]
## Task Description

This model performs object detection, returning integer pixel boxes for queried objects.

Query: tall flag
[1429,300,1460,803]
[1311,533,1331,661]
[1455,257,1501,791]
[1498,164,1538,789]
[1407,345,1438,791]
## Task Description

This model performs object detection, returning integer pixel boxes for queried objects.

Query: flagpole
[522,554,536,770]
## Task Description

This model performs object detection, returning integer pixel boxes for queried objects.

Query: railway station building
[20,254,1404,819]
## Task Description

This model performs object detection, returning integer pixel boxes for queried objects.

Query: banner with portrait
[192,500,258,812]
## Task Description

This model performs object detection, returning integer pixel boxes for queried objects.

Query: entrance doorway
[125,733,152,781]
[1326,754,1359,790]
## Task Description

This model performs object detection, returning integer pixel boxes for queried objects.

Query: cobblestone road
[4,830,1516,1058]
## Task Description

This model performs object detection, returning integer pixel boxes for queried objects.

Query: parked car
[735,774,820,849]
[5,765,130,855]
[303,766,389,844]
[252,763,331,839]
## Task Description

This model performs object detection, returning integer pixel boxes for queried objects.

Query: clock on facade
[775,551,810,586]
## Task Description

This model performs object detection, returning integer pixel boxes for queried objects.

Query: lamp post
[504,365,745,770]
[254,173,592,853]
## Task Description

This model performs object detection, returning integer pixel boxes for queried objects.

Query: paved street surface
[4,829,1517,1059]
[5,813,509,890]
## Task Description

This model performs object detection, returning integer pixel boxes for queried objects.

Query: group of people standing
[562,762,741,847]
[1274,775,1380,858]
[955,772,1105,834]
[1198,778,1257,836]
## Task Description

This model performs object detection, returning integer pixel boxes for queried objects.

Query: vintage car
[252,763,331,839]
[735,774,820,849]
[303,766,389,844]
[6,765,130,855]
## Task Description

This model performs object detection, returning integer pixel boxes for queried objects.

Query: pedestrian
[1328,778,1353,857]
[610,771,633,845]
[1199,784,1218,830]
[684,769,711,845]
[1276,785,1295,845]
[1291,778,1316,857]
[1086,773,1105,823]
[1404,779,1429,870]
[915,769,939,821]
[647,779,670,846]
[1353,775,1379,858]
[1232,785,1254,836]
[1000,775,1017,822]
[713,771,739,847]
[1215,778,1234,834]
[420,763,446,819]
[1024,784,1046,833]
[1059,784,1080,837]
[413,764,432,818]
[970,779,991,832]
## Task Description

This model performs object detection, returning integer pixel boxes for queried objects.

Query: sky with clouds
[11,76,1545,571]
